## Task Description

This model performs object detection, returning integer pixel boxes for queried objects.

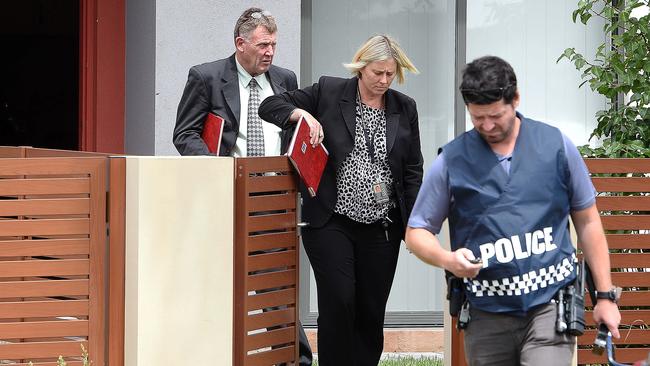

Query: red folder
[286,115,329,197]
[201,113,225,154]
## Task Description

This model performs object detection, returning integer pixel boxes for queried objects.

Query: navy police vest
[442,115,576,313]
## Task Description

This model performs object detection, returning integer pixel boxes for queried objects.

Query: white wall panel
[124,157,234,365]
[466,0,607,145]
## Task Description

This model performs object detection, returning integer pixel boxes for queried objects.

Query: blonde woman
[259,35,422,366]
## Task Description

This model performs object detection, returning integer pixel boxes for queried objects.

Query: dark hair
[233,7,277,41]
[459,56,517,105]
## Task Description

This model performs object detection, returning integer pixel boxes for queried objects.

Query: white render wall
[124,156,234,365]
[125,0,301,155]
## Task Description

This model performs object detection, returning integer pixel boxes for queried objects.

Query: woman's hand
[290,108,324,146]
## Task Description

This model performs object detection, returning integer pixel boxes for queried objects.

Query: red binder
[201,113,225,154]
[286,115,329,197]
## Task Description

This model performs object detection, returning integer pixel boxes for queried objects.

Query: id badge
[371,181,390,205]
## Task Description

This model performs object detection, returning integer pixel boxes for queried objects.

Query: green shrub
[558,0,650,158]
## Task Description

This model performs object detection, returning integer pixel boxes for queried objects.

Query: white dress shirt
[232,58,283,157]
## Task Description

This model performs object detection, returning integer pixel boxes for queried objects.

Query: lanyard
[356,89,382,164]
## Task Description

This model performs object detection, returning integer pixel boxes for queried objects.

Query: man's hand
[290,108,323,146]
[593,299,621,338]
[405,227,482,278]
[445,248,482,278]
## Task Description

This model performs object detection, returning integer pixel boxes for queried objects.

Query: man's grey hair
[233,7,277,41]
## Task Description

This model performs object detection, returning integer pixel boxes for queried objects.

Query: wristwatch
[595,286,622,303]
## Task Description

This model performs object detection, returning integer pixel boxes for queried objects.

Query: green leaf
[640,108,649,120]
[572,9,580,23]
[630,139,644,148]
[630,93,643,103]
[557,48,576,63]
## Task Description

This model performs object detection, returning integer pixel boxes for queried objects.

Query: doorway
[0,0,79,150]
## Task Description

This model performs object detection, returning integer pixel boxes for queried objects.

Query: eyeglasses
[236,10,273,38]
[250,10,272,19]
[460,84,515,103]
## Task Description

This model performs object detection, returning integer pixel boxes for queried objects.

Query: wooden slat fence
[234,157,300,366]
[0,147,114,366]
[0,148,302,366]
[578,158,650,365]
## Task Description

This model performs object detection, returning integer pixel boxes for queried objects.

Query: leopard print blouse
[333,100,395,224]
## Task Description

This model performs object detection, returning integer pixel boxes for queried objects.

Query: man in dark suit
[172,7,312,365]
[173,7,297,157]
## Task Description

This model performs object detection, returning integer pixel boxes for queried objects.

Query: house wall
[125,0,156,155]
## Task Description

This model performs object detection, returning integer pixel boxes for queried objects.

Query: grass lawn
[313,356,444,366]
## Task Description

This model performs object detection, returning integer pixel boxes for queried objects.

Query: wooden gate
[579,158,650,365]
[234,157,301,366]
[0,147,109,365]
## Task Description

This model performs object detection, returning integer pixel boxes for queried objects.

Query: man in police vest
[405,56,621,365]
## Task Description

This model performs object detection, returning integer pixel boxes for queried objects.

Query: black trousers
[303,208,402,366]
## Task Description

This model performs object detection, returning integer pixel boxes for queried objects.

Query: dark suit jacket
[173,54,298,156]
[259,76,424,229]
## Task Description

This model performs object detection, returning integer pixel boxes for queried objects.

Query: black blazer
[173,54,298,156]
[259,76,424,229]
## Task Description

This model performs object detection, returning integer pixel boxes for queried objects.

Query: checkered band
[246,78,265,157]
[465,253,576,297]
